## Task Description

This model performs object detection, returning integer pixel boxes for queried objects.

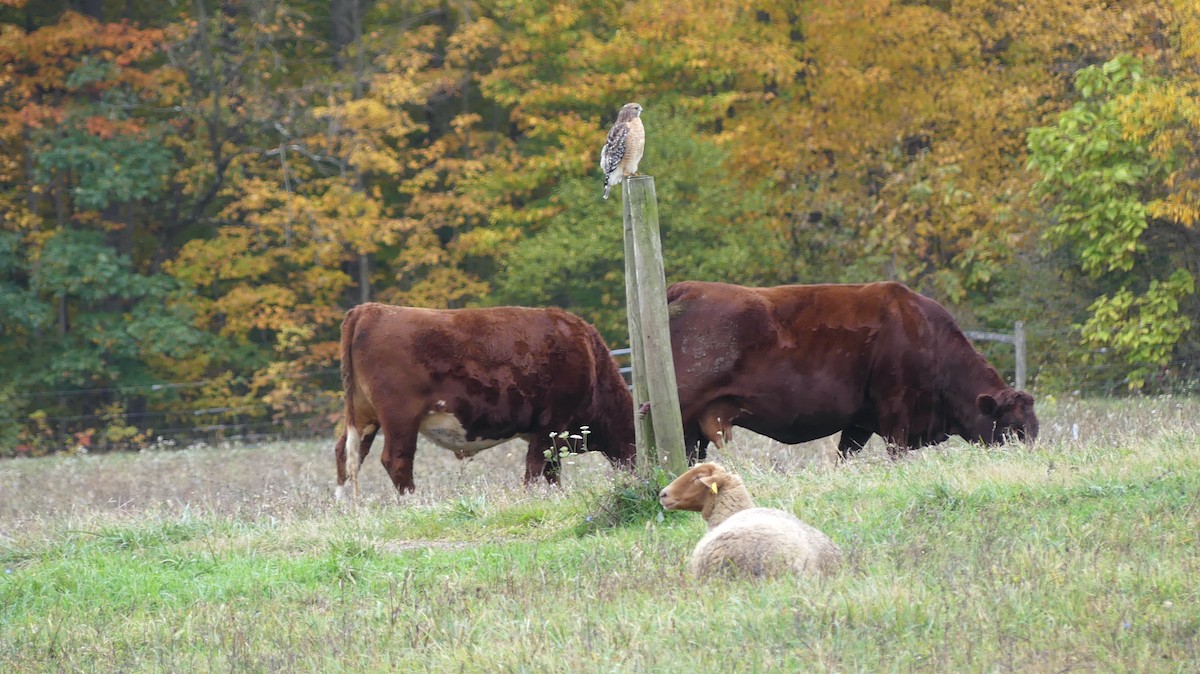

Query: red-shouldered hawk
[600,102,645,200]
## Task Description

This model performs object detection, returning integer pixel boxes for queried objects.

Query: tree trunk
[330,0,376,304]
[358,253,370,304]
[58,292,69,336]
[330,0,374,70]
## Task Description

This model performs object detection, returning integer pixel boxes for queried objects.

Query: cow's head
[975,389,1038,445]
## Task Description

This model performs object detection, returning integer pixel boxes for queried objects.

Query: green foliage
[32,121,174,211]
[491,113,783,340]
[21,230,206,384]
[0,228,214,455]
[1027,56,1155,277]
[0,232,50,335]
[575,464,681,535]
[32,229,159,303]
[1028,55,1199,389]
[0,383,22,451]
[1080,269,1195,389]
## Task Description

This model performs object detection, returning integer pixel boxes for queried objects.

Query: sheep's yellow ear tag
[709,482,719,495]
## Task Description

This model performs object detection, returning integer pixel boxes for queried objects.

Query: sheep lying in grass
[659,462,841,579]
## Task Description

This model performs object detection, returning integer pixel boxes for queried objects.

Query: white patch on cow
[344,426,362,498]
[419,412,509,459]
[336,425,374,501]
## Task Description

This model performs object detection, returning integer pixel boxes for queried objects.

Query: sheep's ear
[699,475,719,494]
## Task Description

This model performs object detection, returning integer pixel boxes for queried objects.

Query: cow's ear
[977,394,998,416]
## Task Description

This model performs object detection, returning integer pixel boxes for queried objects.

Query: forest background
[0,0,1197,456]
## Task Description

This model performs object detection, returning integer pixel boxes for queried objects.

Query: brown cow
[333,303,636,497]
[667,280,1038,461]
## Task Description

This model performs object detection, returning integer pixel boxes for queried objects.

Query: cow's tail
[335,307,361,501]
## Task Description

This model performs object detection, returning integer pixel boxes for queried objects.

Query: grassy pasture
[1,397,1199,672]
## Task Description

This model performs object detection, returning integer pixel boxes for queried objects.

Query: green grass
[1,398,1199,672]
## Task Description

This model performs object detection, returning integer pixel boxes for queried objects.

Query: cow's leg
[876,408,911,460]
[523,435,561,485]
[836,426,873,461]
[683,423,708,464]
[360,426,378,457]
[378,421,419,494]
[357,426,378,481]
[599,441,637,473]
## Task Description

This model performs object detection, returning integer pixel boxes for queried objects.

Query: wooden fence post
[964,323,1029,391]
[622,194,654,472]
[622,176,687,477]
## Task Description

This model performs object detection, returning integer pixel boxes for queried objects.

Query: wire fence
[0,366,344,457]
[980,322,1198,396]
[1,324,1196,457]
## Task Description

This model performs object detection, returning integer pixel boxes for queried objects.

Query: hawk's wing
[601,123,628,175]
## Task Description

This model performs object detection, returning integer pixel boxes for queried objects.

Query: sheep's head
[659,462,732,512]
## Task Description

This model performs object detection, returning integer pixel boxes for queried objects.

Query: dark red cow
[334,303,636,497]
[667,281,1038,460]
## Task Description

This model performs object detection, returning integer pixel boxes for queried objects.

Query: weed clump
[574,466,685,535]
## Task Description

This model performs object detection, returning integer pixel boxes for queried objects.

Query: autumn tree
[0,5,215,452]
[161,1,512,428]
[3,0,1199,453]
[1028,12,1200,390]
[477,0,1188,386]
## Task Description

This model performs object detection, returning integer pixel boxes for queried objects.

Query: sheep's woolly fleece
[660,462,841,579]
[690,506,841,579]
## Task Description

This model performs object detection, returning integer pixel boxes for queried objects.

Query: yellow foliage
[213,284,299,337]
[380,265,489,309]
[445,17,501,67]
